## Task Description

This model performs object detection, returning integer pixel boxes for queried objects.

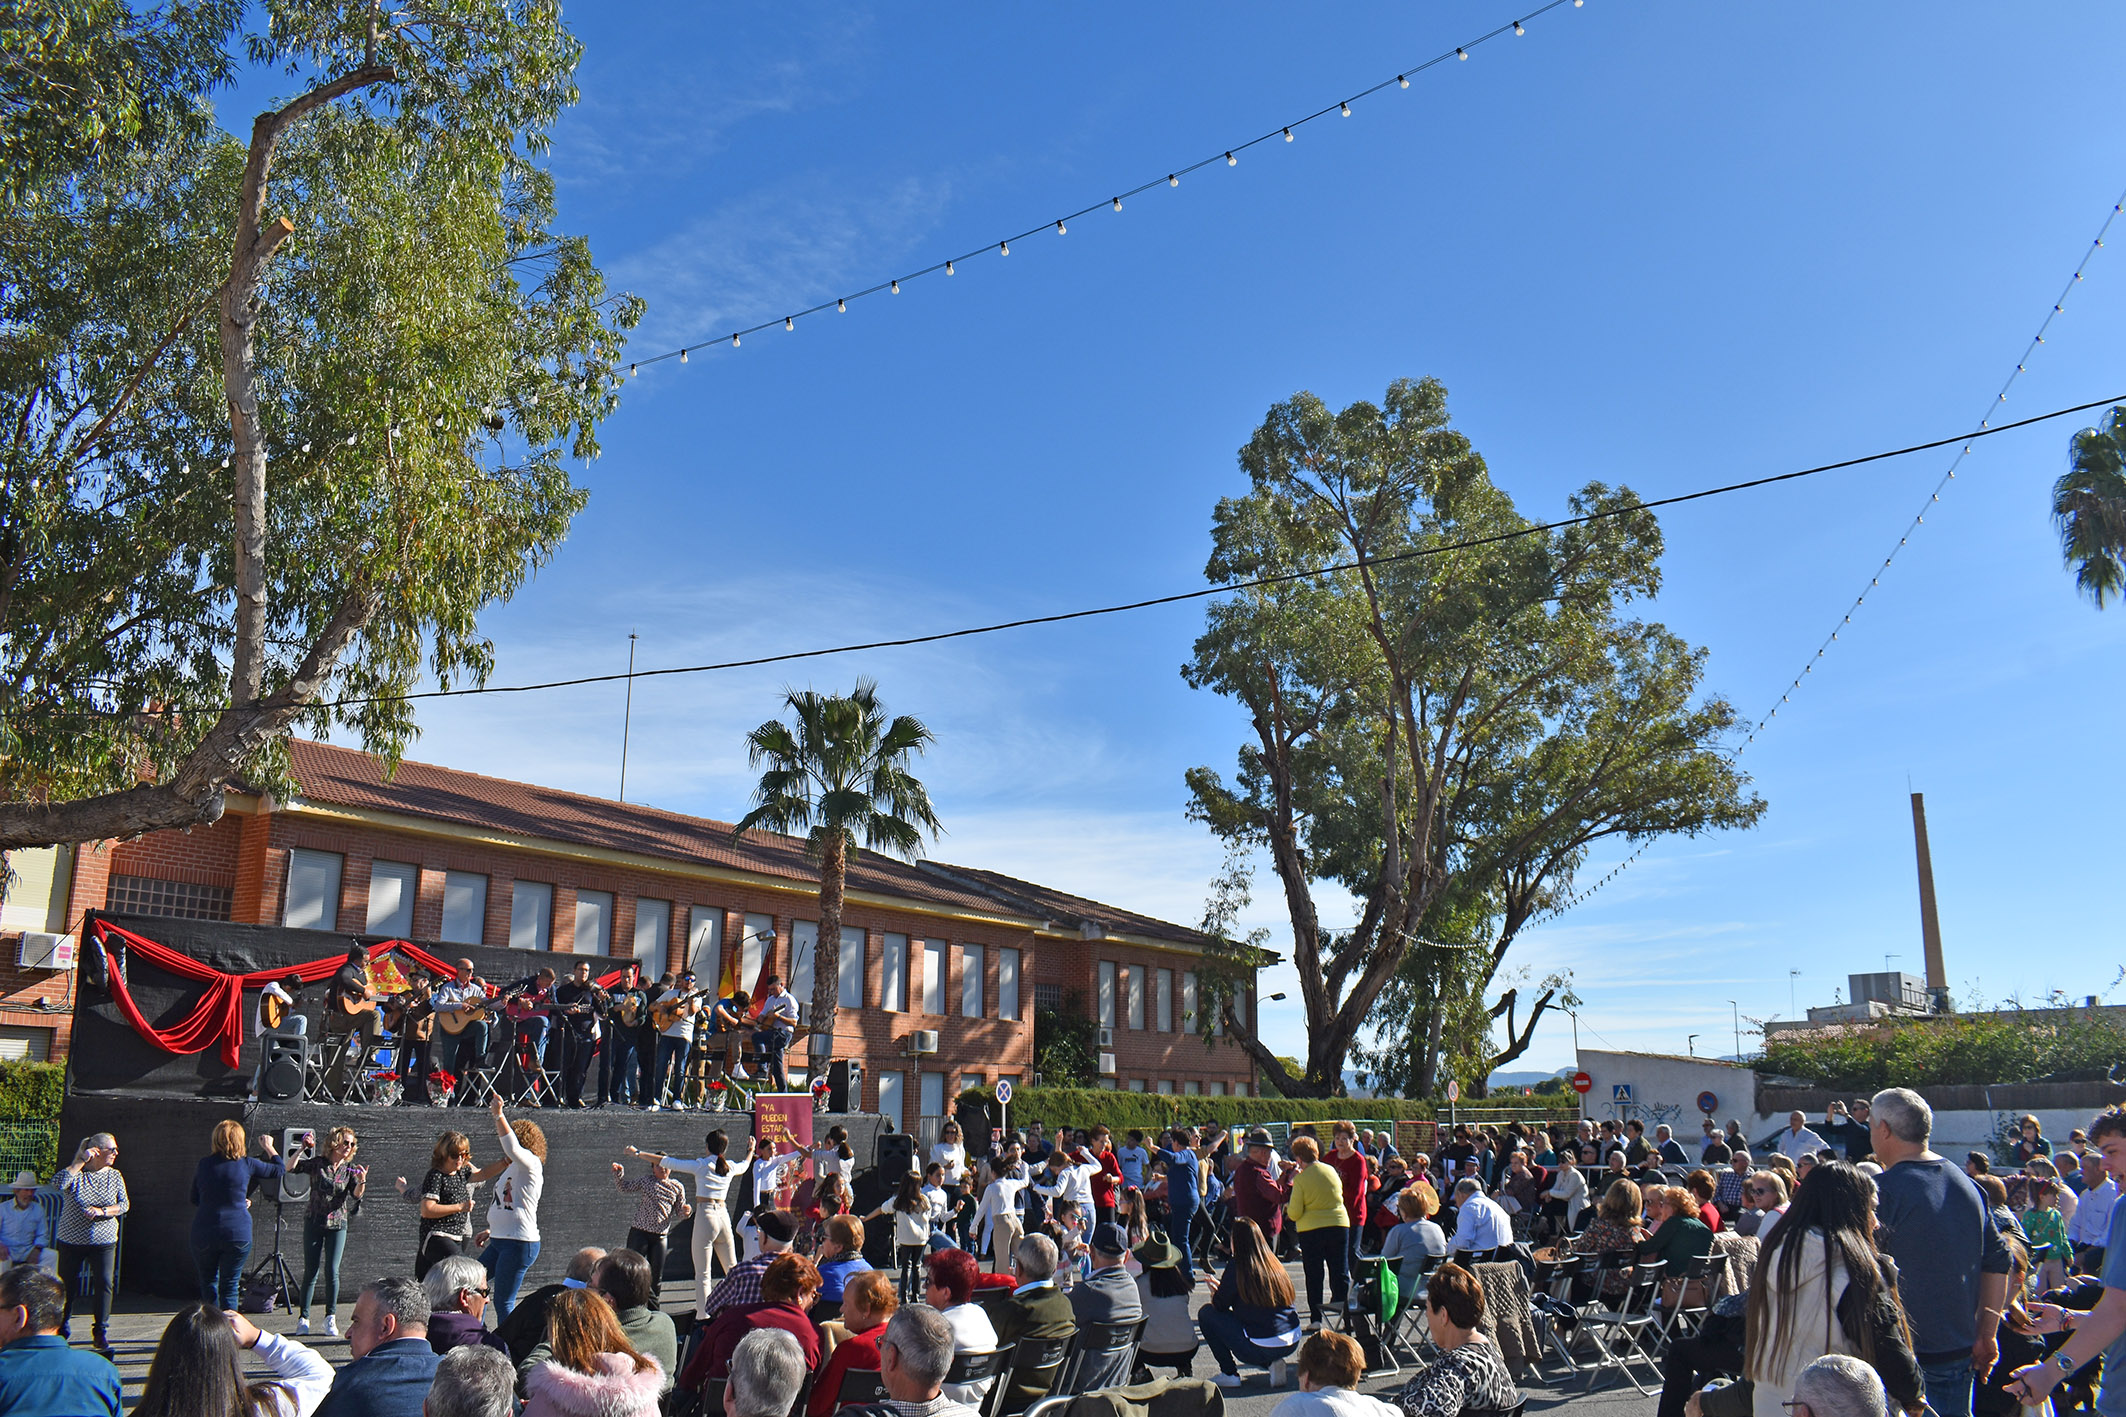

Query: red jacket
[1329,1147,1371,1229]
[685,1302,822,1390]
[1230,1156,1287,1237]
[808,1324,883,1417]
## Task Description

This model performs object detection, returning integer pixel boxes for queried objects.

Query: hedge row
[957,1086,1475,1133]
[0,1063,63,1123]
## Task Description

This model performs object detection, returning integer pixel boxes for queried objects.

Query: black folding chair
[1058,1319,1144,1395]
[836,1366,889,1406]
[1580,1259,1666,1393]
[993,1335,1071,1417]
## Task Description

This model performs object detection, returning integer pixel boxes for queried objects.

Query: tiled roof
[285,739,1217,947]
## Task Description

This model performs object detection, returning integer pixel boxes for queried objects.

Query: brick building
[1,741,1259,1128]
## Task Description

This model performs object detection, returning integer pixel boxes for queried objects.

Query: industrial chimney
[1910,792,1950,1012]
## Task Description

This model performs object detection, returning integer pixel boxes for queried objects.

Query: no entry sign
[1571,1071,1593,1094]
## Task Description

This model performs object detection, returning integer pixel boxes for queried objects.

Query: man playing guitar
[324,942,383,1099]
[429,958,494,1106]
[549,960,606,1108]
[649,970,700,1110]
[500,967,557,1100]
[599,963,649,1107]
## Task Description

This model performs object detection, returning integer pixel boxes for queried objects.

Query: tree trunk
[811,829,847,1073]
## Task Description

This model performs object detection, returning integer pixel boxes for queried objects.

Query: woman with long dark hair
[634,1125,755,1316]
[866,1172,932,1301]
[133,1304,332,1417]
[1694,1160,1922,1417]
[1199,1216,1302,1388]
[395,1130,478,1280]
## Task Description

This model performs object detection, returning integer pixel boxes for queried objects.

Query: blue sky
[282,3,2126,1073]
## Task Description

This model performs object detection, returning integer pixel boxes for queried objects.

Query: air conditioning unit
[1096,1026,1114,1048]
[17,933,74,970]
[1099,1051,1117,1076]
[906,1030,940,1056]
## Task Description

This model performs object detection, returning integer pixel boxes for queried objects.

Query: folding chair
[1528,1251,1585,1375]
[836,1366,889,1406]
[1657,1253,1713,1350]
[1578,1259,1666,1394]
[993,1335,1070,1417]
[1384,1254,1439,1368]
[1056,1318,1145,1395]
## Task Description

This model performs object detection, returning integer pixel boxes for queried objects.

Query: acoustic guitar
[260,991,293,1031]
[434,984,528,1036]
[648,987,717,1032]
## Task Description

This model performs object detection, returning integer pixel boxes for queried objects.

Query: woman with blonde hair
[55,1132,127,1354]
[1572,1177,1647,1298]
[522,1288,663,1417]
[189,1119,283,1311]
[471,1096,546,1315]
[1284,1132,1351,1326]
[293,1125,366,1337]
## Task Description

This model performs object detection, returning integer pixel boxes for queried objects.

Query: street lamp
[1687,1034,1698,1057]
[1728,1001,1740,1062]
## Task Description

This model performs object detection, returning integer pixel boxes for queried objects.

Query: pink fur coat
[521,1352,667,1417]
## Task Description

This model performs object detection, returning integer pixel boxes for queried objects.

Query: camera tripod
[245,1198,302,1314]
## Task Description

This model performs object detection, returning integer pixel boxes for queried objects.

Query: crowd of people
[0,1089,2117,1417]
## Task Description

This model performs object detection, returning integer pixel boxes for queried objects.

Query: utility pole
[1728,1000,1741,1062]
[1687,1034,1698,1057]
[618,630,638,802]
[1789,968,1800,1020]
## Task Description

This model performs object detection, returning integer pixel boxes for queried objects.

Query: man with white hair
[726,1328,806,1417]
[2068,1149,2117,1273]
[421,1255,506,1356]
[1771,1110,1830,1161]
[1655,1125,1689,1168]
[1789,1354,1888,1417]
[1869,1086,2010,1417]
[425,1345,513,1417]
[875,1305,980,1417]
[1448,1178,1512,1257]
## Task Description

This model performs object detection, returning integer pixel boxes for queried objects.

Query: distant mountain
[1488,1069,1568,1088]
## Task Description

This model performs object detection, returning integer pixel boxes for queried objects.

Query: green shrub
[0,1063,64,1122]
[1758,1009,2126,1090]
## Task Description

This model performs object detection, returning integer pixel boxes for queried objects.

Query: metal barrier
[0,1122,58,1182]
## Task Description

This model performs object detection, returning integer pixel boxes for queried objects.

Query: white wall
[1576,1049,1762,1133]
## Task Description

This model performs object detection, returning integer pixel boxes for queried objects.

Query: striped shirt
[56,1168,128,1246]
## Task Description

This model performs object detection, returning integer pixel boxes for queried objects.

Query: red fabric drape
[88,919,461,1068]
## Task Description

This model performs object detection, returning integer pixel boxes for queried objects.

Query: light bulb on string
[837,299,846,312]
[1000,242,1009,256]
[300,441,311,454]
[1398,74,1408,87]
[1514,20,1525,33]
[1340,101,1352,115]
[732,333,740,347]
[346,433,357,446]
[680,348,688,363]
[784,317,793,331]
[1168,174,1178,187]
[891,280,900,293]
[221,456,230,468]
[628,364,637,378]
[1111,197,1121,212]
[1056,220,1066,235]
[1226,152,1236,165]
[946,261,954,275]
[1456,48,1467,60]
[1284,128,1293,142]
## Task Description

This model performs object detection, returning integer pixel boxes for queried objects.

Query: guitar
[614,991,650,1029]
[433,983,529,1036]
[648,987,717,1031]
[383,984,436,1041]
[261,991,293,1031]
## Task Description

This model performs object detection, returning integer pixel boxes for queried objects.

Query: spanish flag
[717,937,739,1000]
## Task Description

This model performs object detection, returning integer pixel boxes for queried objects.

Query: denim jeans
[602,1031,637,1104]
[1920,1356,1975,1417]
[480,1236,540,1317]
[654,1034,690,1104]
[1168,1197,1197,1276]
[300,1216,348,1319]
[1198,1307,1298,1374]
[1298,1225,1350,1321]
[193,1239,251,1310]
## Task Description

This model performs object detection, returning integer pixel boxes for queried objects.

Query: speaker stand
[247,1199,303,1314]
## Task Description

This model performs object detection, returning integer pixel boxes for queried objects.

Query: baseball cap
[1090,1222,1130,1256]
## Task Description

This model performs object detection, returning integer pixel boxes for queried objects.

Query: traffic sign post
[1446,1077,1459,1129]
[995,1078,1013,1139]
[1570,1069,1593,1123]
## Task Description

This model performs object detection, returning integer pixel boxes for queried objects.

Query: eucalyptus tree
[734,680,943,1062]
[0,0,640,847]
[1183,377,1764,1098]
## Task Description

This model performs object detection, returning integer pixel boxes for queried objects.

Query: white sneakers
[1270,1360,1288,1387]
[1212,1373,1243,1391]
[324,1315,338,1337]
[295,1317,309,1335]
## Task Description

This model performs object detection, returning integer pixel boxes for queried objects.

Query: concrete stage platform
[58,1091,886,1300]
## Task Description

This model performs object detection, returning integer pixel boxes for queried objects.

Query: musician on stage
[550,959,607,1108]
[649,970,700,1110]
[636,971,671,1106]
[600,963,651,1108]
[247,973,305,1103]
[390,969,437,1105]
[325,942,381,1098]
[753,974,799,1093]
[501,967,558,1100]
[431,959,493,1104]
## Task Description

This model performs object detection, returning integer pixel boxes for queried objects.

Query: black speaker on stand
[875,1130,915,1177]
[258,1034,309,1102]
[828,1059,864,1113]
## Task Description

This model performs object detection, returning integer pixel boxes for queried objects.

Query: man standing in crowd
[1822,1100,1873,1162]
[2070,1149,2118,1273]
[1868,1087,2010,1417]
[1230,1129,1290,1244]
[1116,1131,1150,1189]
[1655,1125,1690,1167]
[1770,1110,1830,1161]
[2007,1106,2126,1416]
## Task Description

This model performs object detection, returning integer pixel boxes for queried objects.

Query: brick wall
[1085,943,1255,1095]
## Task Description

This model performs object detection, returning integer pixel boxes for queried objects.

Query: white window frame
[1183,1080,1201,1096]
[283,849,344,931]
[1125,965,1144,1030]
[1156,1080,1174,1095]
[838,927,865,1009]
[1208,1081,1227,1096]
[997,947,1021,1021]
[365,860,418,937]
[633,898,672,973]
[882,933,909,1012]
[440,872,487,945]
[1097,961,1116,1027]
[574,889,613,955]
[509,881,553,950]
[1181,971,1198,1033]
[959,944,983,1018]
[1155,968,1173,1033]
[921,940,947,1015]
[960,1072,985,1095]
[1127,1079,1146,1093]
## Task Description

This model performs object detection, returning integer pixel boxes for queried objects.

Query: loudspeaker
[829,1059,864,1113]
[259,1033,307,1102]
[875,1130,915,1176]
[276,1127,317,1204]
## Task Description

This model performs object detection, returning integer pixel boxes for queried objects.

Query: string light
[1226,151,1237,165]
[1399,75,1409,88]
[1111,197,1122,212]
[1456,48,1468,60]
[837,299,846,312]
[1515,20,1526,34]
[1168,174,1179,187]
[784,316,793,330]
[945,260,954,274]
[891,279,900,293]
[1056,220,1066,235]
[1284,128,1294,142]
[1537,178,2126,927]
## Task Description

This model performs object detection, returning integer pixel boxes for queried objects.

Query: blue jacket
[0,1333,121,1416]
[316,1336,441,1417]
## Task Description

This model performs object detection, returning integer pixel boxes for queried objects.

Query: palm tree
[734,679,942,1076]
[2055,407,2126,606]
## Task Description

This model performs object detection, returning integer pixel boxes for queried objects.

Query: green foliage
[0,1061,63,1121]
[1255,1057,1306,1098]
[960,1085,1441,1134]
[2054,407,2126,606]
[0,0,641,826]
[1758,1010,2126,1090]
[1033,992,1099,1089]
[1183,377,1763,1097]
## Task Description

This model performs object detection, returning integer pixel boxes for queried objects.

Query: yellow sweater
[1285,1160,1350,1231]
